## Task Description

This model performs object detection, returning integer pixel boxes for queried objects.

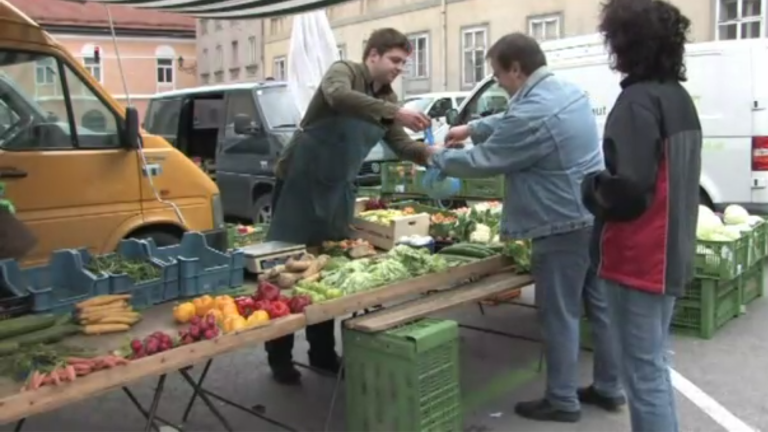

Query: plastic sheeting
[286,10,338,117]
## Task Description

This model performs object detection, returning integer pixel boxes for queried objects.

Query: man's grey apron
[266,116,386,246]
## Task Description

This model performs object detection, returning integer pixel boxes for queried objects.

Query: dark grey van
[144,81,393,224]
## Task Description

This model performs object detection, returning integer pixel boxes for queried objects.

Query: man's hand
[444,125,471,148]
[395,107,431,131]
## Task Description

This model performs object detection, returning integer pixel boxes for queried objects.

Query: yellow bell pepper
[246,310,270,328]
[224,315,247,333]
[214,295,235,311]
[220,303,240,317]
[173,302,196,324]
[193,295,214,317]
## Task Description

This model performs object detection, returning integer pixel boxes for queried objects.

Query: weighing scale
[240,241,307,274]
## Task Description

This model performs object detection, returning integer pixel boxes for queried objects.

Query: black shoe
[309,354,342,375]
[270,363,302,386]
[514,399,580,423]
[577,385,626,412]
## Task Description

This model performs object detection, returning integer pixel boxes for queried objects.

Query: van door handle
[0,168,27,178]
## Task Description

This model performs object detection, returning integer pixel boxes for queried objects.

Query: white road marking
[670,368,760,432]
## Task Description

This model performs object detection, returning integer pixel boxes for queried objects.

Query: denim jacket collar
[509,66,555,105]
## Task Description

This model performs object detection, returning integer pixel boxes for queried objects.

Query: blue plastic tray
[3,250,110,314]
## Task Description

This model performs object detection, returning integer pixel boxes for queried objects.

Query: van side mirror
[124,106,140,148]
[445,108,459,126]
[234,114,261,135]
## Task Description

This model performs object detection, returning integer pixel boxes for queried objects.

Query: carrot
[49,369,61,386]
[76,295,131,309]
[83,324,131,335]
[73,364,92,376]
[28,371,44,390]
[102,356,119,368]
[66,357,94,365]
[64,365,77,382]
[41,374,53,386]
[112,356,130,366]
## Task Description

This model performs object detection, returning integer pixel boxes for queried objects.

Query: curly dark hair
[599,0,691,81]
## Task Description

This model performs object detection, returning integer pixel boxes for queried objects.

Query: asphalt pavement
[2,273,766,432]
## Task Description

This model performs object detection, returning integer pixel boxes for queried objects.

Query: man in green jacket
[265,28,434,384]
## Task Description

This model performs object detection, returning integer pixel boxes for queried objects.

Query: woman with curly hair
[581,0,702,431]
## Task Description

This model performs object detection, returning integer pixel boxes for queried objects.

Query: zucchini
[439,244,496,258]
[4,324,81,346]
[0,341,20,356]
[0,314,57,341]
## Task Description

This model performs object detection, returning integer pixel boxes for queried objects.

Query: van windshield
[254,86,300,129]
[400,97,434,113]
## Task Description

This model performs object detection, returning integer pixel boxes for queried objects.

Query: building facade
[11,0,198,118]
[263,0,765,96]
[196,18,265,85]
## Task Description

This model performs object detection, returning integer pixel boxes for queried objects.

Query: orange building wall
[51,34,198,119]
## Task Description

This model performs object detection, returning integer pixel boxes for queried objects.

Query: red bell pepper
[266,301,290,319]
[256,281,280,302]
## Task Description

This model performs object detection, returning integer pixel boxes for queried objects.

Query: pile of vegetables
[23,355,128,391]
[322,239,376,259]
[86,255,161,282]
[228,223,266,249]
[257,253,331,289]
[311,245,449,297]
[697,205,763,241]
[74,295,142,335]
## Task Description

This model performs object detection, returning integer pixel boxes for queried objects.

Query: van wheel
[251,194,273,225]
[131,230,180,247]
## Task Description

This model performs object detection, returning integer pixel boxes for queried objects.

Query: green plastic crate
[749,222,767,264]
[672,277,741,339]
[694,236,749,280]
[381,162,418,194]
[344,318,462,432]
[740,263,765,306]
[461,177,504,199]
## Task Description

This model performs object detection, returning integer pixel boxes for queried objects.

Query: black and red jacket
[581,76,702,297]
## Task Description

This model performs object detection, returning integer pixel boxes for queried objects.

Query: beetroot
[256,281,280,302]
[205,313,218,328]
[203,329,217,340]
[130,339,143,354]
[189,325,201,340]
[145,339,160,355]
[190,316,201,326]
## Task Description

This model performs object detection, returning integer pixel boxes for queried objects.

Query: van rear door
[748,40,768,209]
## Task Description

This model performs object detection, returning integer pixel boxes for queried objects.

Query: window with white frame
[248,36,257,64]
[215,45,223,70]
[717,0,765,40]
[406,33,429,78]
[81,44,102,83]
[155,45,175,86]
[337,44,346,60]
[461,27,487,87]
[528,15,561,41]
[273,56,286,80]
[202,48,209,72]
[35,57,56,86]
[231,40,239,66]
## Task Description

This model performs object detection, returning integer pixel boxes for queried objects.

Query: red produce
[235,296,257,317]
[130,339,143,354]
[190,316,201,326]
[205,313,218,328]
[189,325,201,340]
[288,295,312,314]
[252,300,270,312]
[203,329,217,340]
[256,281,280,302]
[278,294,291,303]
[266,301,290,319]
[145,338,160,355]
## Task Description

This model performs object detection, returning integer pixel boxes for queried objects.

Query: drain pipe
[441,0,448,90]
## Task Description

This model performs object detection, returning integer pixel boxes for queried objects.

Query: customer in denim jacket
[428,33,624,422]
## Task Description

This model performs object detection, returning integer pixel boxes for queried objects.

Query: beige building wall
[196,18,265,85]
[263,0,741,96]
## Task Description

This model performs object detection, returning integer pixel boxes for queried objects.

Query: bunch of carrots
[74,295,142,335]
[23,355,129,391]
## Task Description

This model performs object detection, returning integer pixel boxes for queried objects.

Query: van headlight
[212,194,224,228]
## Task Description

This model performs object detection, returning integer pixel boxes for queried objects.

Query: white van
[438,34,768,212]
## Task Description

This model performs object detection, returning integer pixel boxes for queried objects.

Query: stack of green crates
[344,318,462,432]
[672,222,766,339]
[380,161,504,199]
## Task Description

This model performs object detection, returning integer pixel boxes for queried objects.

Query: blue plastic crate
[2,250,110,314]
[115,239,180,303]
[145,232,237,297]
[229,250,245,288]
